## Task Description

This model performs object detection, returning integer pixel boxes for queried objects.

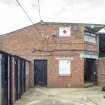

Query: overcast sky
[0,0,105,35]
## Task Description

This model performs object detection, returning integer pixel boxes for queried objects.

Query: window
[59,27,71,37]
[84,33,96,43]
[58,59,71,76]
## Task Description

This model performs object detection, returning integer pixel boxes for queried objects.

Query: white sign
[59,27,71,37]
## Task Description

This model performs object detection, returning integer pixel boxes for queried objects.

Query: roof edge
[40,21,105,26]
[0,21,104,37]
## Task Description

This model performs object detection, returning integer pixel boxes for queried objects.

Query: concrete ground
[14,87,105,105]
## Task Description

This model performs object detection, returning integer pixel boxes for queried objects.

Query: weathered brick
[0,22,98,87]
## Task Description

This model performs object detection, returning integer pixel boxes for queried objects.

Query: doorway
[34,60,47,87]
[84,59,97,86]
[15,58,26,101]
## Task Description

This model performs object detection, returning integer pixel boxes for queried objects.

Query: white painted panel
[59,59,71,76]
[80,53,98,59]
[84,35,96,43]
[59,27,71,37]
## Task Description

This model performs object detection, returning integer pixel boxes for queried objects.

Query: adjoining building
[98,27,105,57]
[0,22,103,88]
[97,27,105,87]
[0,50,31,105]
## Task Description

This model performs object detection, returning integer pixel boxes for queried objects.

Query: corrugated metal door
[8,56,13,105]
[15,57,19,100]
[0,54,2,105]
[2,54,9,105]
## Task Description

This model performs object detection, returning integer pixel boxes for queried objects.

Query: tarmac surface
[14,87,105,105]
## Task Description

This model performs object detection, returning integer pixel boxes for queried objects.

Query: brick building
[98,58,105,86]
[98,27,105,57]
[0,22,100,87]
[97,28,105,87]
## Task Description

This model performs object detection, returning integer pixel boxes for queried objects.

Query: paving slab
[14,87,105,105]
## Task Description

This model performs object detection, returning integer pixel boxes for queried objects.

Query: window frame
[58,59,71,76]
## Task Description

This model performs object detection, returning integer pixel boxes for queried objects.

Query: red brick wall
[0,23,98,87]
[47,54,84,88]
[0,23,85,57]
[98,58,105,86]
[28,61,34,88]
[0,23,98,58]
[26,62,31,90]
